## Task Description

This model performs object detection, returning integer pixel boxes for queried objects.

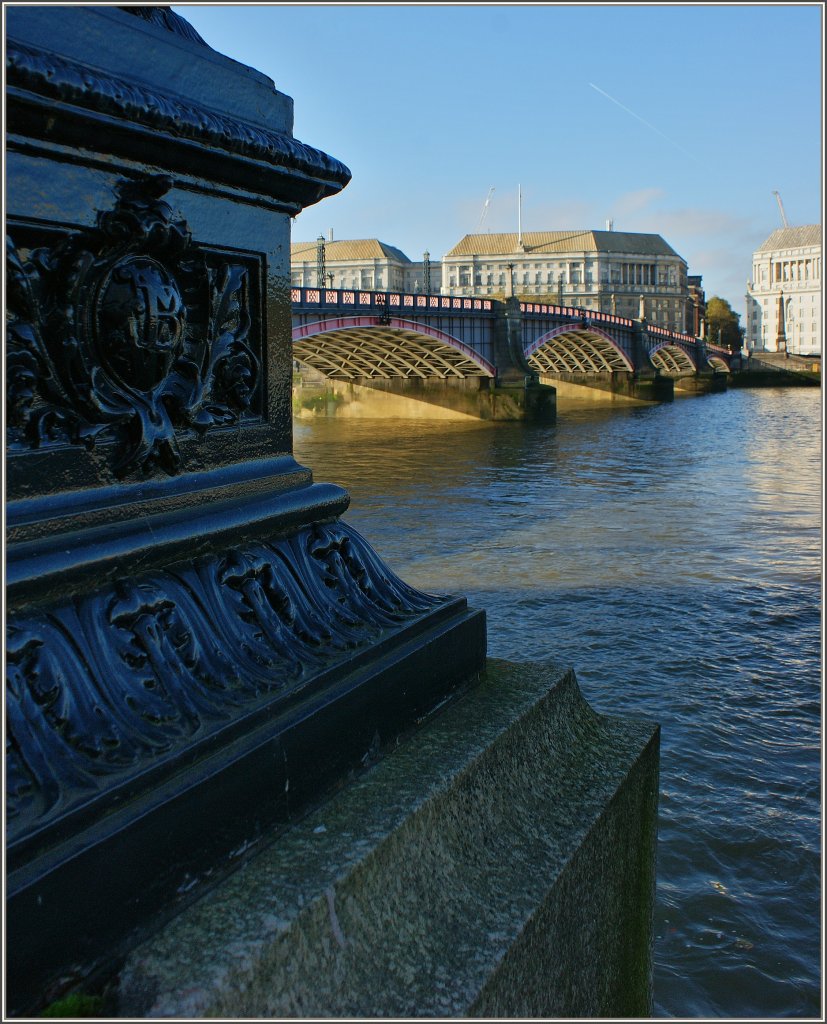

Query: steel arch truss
[292,316,495,379]
[525,325,634,374]
[707,355,731,373]
[649,343,697,376]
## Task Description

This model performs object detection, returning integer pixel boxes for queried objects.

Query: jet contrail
[589,82,696,160]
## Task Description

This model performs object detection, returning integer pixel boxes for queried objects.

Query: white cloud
[613,189,665,218]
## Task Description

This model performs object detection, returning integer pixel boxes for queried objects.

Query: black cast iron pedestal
[4,8,486,1014]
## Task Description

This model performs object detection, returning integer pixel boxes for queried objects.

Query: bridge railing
[647,324,700,346]
[703,341,733,357]
[291,286,494,314]
[647,324,731,357]
[519,302,634,328]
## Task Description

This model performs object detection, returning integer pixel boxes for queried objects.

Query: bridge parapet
[519,301,634,331]
[645,324,700,347]
[291,286,495,317]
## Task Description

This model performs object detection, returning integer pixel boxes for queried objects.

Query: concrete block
[118,658,659,1018]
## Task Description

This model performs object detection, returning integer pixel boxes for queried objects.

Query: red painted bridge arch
[292,316,496,379]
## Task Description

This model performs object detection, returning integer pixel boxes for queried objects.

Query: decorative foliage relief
[6,521,445,845]
[6,175,260,477]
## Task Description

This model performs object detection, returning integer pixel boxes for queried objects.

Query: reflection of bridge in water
[292,287,732,419]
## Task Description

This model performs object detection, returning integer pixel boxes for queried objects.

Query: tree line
[706,296,744,352]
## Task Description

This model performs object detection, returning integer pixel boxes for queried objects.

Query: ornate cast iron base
[5,7,487,1013]
[6,518,486,1013]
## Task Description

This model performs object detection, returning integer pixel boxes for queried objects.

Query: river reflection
[293,387,821,1018]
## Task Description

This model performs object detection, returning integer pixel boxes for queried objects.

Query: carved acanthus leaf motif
[6,522,446,843]
[5,175,261,477]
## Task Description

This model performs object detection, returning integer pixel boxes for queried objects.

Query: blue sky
[173,3,823,317]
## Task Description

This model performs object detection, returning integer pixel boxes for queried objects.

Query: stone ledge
[118,658,660,1018]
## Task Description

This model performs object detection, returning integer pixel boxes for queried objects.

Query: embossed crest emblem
[6,175,260,477]
[95,256,187,392]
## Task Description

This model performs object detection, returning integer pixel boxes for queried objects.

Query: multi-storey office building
[440,230,692,332]
[687,275,706,337]
[744,226,822,355]
[291,238,438,294]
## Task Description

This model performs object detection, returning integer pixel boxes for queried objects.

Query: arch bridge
[291,287,731,419]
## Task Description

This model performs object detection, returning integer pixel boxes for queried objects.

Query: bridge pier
[487,296,556,420]
[292,373,555,422]
[626,374,674,402]
[673,371,728,395]
[538,371,673,405]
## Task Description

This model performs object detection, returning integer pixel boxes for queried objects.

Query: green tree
[706,295,745,352]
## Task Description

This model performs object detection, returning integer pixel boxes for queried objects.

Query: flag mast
[517,184,522,247]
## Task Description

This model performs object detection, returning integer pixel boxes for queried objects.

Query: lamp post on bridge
[423,250,431,294]
[316,233,326,288]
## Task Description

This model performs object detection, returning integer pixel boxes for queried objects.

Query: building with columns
[291,237,438,294]
[440,230,692,332]
[291,228,700,336]
[744,226,822,355]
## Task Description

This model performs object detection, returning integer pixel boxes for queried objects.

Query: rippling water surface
[293,387,822,1019]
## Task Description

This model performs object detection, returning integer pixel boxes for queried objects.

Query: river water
[293,386,822,1019]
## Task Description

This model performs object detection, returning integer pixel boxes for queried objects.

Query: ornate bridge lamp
[423,249,431,294]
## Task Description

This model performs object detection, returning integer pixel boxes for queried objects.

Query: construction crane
[772,191,789,228]
[478,187,495,231]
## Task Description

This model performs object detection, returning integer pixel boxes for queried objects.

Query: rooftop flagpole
[518,184,522,247]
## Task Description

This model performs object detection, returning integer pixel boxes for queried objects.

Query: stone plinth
[118,659,660,1019]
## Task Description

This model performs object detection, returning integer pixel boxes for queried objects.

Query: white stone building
[744,226,822,355]
[291,238,438,294]
[441,230,692,332]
